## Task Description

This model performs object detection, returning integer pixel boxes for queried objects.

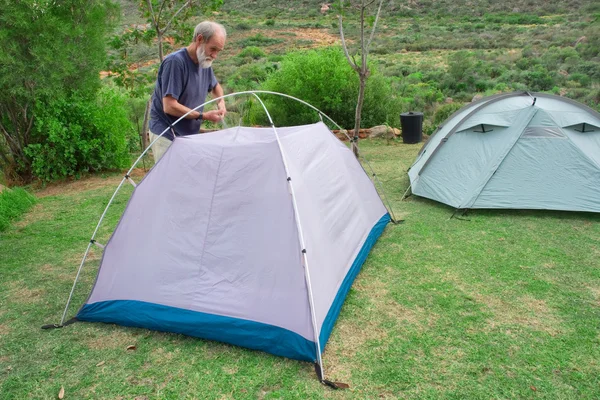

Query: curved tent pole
[250,92,327,385]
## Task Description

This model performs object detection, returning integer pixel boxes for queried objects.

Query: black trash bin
[400,112,424,144]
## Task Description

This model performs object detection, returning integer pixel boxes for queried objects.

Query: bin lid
[401,111,424,117]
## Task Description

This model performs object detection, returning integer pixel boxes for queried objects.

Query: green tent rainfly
[409,92,600,213]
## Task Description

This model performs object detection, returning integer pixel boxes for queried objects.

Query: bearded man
[148,21,227,161]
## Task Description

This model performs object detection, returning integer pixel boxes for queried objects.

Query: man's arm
[212,83,227,116]
[163,96,201,120]
[163,95,224,123]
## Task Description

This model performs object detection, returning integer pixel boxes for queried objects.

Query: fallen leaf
[58,386,65,399]
[126,345,136,351]
[96,361,105,367]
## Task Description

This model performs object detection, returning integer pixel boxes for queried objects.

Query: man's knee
[148,132,171,162]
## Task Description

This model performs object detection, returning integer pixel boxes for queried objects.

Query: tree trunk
[141,99,151,150]
[157,33,164,62]
[352,73,367,158]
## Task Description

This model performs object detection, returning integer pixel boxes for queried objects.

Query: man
[149,21,227,161]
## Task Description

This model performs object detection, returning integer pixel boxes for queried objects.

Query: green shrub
[248,47,400,129]
[25,86,133,181]
[226,63,276,92]
[236,22,252,31]
[433,102,465,127]
[238,46,266,60]
[239,34,283,48]
[0,187,36,232]
[568,73,591,87]
[523,65,555,91]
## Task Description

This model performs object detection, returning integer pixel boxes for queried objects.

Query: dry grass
[34,168,148,198]
[82,328,137,351]
[12,203,51,228]
[6,280,46,304]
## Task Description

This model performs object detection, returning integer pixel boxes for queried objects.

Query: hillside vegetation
[116,0,600,133]
[1,0,598,183]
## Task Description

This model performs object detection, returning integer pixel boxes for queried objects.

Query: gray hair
[193,21,226,42]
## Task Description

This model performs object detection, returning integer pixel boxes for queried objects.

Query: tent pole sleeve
[60,177,127,325]
[251,93,325,380]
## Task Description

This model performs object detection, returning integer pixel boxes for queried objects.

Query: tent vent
[473,124,493,133]
[575,123,595,133]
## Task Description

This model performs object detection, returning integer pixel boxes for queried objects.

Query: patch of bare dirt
[283,28,338,47]
[446,274,566,336]
[35,169,148,198]
[588,286,600,306]
[83,329,136,351]
[7,280,45,304]
[13,203,51,228]
[0,324,10,336]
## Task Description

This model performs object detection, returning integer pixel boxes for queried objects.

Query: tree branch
[161,0,191,36]
[339,15,359,71]
[365,0,384,59]
[360,0,366,73]
[146,0,158,30]
[157,0,167,29]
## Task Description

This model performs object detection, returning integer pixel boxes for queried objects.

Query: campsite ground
[1,139,599,399]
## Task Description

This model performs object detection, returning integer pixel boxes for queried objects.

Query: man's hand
[217,100,227,118]
[203,109,226,123]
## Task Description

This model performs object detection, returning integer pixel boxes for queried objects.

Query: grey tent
[408,92,600,212]
[53,91,394,385]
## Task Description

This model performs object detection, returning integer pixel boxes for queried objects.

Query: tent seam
[544,113,600,171]
[462,107,538,209]
[198,147,226,270]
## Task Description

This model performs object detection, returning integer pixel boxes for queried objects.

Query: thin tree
[338,0,385,157]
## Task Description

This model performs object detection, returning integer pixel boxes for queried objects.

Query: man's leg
[148,131,172,163]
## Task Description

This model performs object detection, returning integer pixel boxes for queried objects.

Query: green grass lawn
[1,139,599,399]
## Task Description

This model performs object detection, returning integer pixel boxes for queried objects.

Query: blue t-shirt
[150,48,218,140]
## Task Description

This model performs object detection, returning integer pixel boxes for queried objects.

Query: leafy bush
[523,65,555,91]
[239,34,283,48]
[0,0,117,184]
[0,187,36,232]
[248,47,400,129]
[238,46,266,60]
[432,102,465,127]
[226,62,278,92]
[25,86,133,181]
[236,22,252,31]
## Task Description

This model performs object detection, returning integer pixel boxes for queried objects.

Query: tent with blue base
[47,91,394,388]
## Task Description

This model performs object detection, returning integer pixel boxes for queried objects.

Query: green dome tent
[408,92,600,213]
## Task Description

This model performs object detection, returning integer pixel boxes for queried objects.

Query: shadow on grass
[406,194,600,223]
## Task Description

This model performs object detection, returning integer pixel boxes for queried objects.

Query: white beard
[196,46,213,68]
